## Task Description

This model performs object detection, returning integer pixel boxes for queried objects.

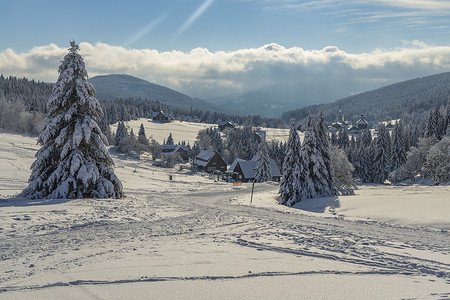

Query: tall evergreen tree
[303,115,329,197]
[20,42,123,199]
[115,121,128,147]
[279,121,313,206]
[99,113,113,145]
[360,129,372,147]
[425,104,442,139]
[315,112,336,196]
[338,128,349,149]
[137,123,149,147]
[391,121,407,171]
[443,101,450,136]
[166,132,174,145]
[254,137,272,182]
[372,124,391,183]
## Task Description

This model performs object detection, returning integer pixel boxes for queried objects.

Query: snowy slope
[111,118,291,145]
[0,131,449,299]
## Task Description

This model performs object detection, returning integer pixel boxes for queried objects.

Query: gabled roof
[152,111,170,118]
[161,145,188,152]
[348,125,361,131]
[227,158,246,172]
[218,121,234,126]
[356,116,368,124]
[161,145,179,151]
[228,158,282,179]
[331,122,344,128]
[196,149,216,162]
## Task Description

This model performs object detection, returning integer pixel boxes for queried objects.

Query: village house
[195,150,227,173]
[152,111,172,123]
[227,157,282,182]
[218,121,235,131]
[329,122,346,132]
[356,114,368,130]
[161,145,189,161]
[348,125,362,137]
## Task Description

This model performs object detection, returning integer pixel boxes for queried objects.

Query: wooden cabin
[195,150,227,173]
[152,111,172,122]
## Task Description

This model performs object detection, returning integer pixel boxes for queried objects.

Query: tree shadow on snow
[0,196,74,207]
[292,196,340,213]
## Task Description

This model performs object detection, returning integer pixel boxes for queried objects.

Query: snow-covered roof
[152,111,170,118]
[269,160,282,177]
[197,159,208,167]
[161,145,179,151]
[228,158,281,179]
[218,121,234,126]
[196,149,216,162]
[227,158,246,172]
[161,145,189,151]
[348,125,361,131]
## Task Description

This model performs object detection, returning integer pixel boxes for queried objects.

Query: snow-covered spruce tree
[315,111,337,196]
[302,115,329,197]
[425,104,443,139]
[391,121,407,171]
[254,137,272,182]
[166,132,174,145]
[137,123,150,150]
[20,42,123,199]
[360,129,372,148]
[372,124,391,183]
[337,128,349,149]
[99,115,113,145]
[279,121,313,206]
[115,121,128,148]
[445,101,450,136]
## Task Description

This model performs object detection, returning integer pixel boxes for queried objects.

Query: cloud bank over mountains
[1,41,450,100]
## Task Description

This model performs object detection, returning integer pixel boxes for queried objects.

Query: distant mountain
[89,74,220,112]
[281,72,450,124]
[207,78,357,118]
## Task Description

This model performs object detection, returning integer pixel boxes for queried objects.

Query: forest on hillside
[281,72,450,129]
[0,75,284,135]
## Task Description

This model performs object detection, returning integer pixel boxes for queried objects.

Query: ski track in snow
[0,131,449,298]
[1,185,449,295]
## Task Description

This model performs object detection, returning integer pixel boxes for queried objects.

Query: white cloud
[1,41,450,99]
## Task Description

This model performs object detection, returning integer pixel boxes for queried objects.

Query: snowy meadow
[0,129,449,299]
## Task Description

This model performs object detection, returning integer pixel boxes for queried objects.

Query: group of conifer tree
[278,113,337,206]
[332,102,450,185]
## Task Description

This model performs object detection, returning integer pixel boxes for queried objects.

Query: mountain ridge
[89,74,220,112]
[281,71,450,124]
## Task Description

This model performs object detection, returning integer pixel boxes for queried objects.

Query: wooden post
[250,180,255,205]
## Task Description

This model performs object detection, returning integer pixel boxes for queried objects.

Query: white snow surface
[1,130,449,299]
[111,118,292,145]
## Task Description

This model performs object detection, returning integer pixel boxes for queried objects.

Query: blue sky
[1,0,450,99]
[2,0,450,52]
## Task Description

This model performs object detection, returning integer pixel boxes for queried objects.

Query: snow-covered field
[1,130,449,299]
[111,118,291,145]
